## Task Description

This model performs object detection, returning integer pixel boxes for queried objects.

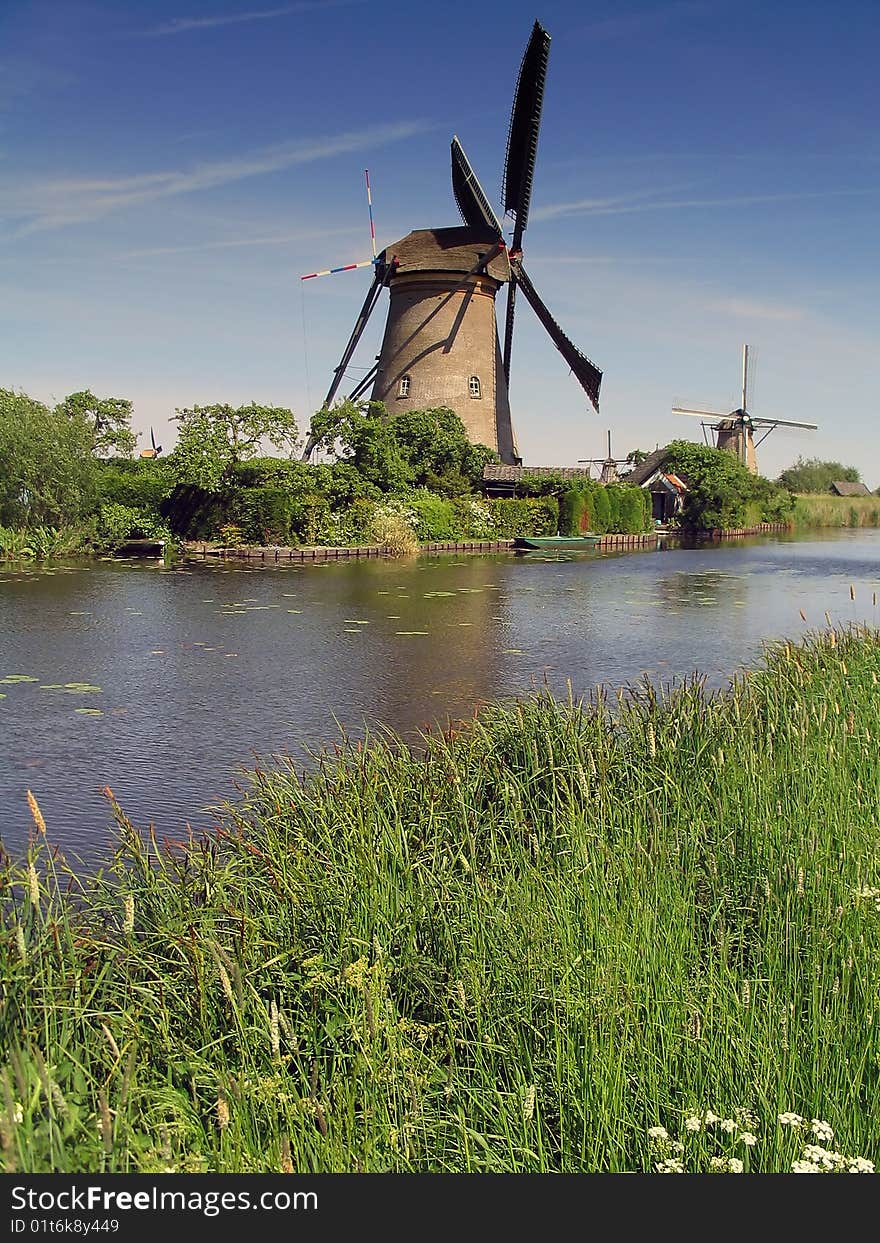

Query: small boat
[513,534,601,551]
[113,539,166,558]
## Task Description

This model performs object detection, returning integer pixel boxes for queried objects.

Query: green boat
[513,534,601,551]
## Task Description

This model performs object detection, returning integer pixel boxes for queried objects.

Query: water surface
[1,529,878,857]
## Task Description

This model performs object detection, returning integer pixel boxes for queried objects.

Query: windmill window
[469,375,482,399]
[397,375,411,398]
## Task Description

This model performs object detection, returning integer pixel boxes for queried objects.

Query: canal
[1,528,878,858]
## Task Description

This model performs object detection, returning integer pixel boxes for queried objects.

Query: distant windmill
[299,20,602,464]
[578,429,629,482]
[672,345,816,474]
[139,428,162,460]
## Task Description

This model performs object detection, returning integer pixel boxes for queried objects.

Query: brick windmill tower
[300,21,603,463]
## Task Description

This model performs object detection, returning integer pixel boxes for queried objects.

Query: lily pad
[2,675,39,683]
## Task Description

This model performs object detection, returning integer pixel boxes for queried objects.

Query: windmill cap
[380,228,509,282]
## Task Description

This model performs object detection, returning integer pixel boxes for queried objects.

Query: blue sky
[1,0,878,483]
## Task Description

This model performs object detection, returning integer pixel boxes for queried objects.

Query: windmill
[299,20,602,464]
[578,429,629,482]
[138,428,162,460]
[672,344,817,474]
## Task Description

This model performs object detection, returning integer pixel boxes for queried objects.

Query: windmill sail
[451,137,503,236]
[751,417,818,430]
[511,258,602,410]
[501,22,550,387]
[300,265,387,460]
[503,20,551,233]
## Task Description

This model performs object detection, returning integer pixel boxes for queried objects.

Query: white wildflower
[708,1156,728,1172]
[810,1119,834,1143]
[792,1159,821,1173]
[647,1125,669,1142]
[684,1115,703,1132]
[670,1140,684,1155]
[719,1118,737,1133]
[846,1157,875,1173]
[778,1112,804,1127]
[12,1102,23,1124]
[739,1132,758,1147]
[803,1144,845,1171]
[704,1111,720,1125]
[727,1157,744,1174]
[655,1158,684,1174]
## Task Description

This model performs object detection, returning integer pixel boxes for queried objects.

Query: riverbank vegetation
[2,625,878,1173]
[3,384,874,560]
[793,494,880,529]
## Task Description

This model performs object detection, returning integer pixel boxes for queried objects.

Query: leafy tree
[625,449,650,466]
[0,388,98,527]
[776,457,860,493]
[306,400,497,494]
[171,403,300,493]
[57,390,137,457]
[664,439,793,529]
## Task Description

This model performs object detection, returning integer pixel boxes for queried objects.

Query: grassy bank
[2,627,879,1173]
[793,494,880,528]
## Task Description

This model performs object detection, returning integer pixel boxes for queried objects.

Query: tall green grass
[793,494,880,528]
[2,626,879,1173]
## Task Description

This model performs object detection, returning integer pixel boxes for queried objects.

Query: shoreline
[181,523,792,563]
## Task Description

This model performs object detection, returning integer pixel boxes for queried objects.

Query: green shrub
[234,486,297,544]
[409,491,458,541]
[559,489,587,537]
[450,496,496,538]
[616,486,648,534]
[288,495,334,545]
[489,496,558,538]
[589,486,611,535]
[95,503,142,547]
[97,460,174,513]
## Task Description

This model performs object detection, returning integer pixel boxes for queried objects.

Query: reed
[2,626,879,1172]
[793,494,880,528]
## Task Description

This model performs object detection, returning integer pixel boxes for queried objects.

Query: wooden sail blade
[503,20,551,239]
[511,257,601,411]
[451,137,504,236]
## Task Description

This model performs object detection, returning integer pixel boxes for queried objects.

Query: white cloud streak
[531,187,878,222]
[707,296,804,322]
[145,1,363,37]
[2,121,428,235]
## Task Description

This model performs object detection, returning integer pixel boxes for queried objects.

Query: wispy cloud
[575,0,720,42]
[532,187,878,222]
[2,121,428,235]
[116,226,357,259]
[144,1,362,37]
[707,296,804,322]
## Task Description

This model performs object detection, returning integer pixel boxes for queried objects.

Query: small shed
[829,481,870,497]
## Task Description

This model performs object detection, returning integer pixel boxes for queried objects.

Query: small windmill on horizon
[672,344,817,474]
